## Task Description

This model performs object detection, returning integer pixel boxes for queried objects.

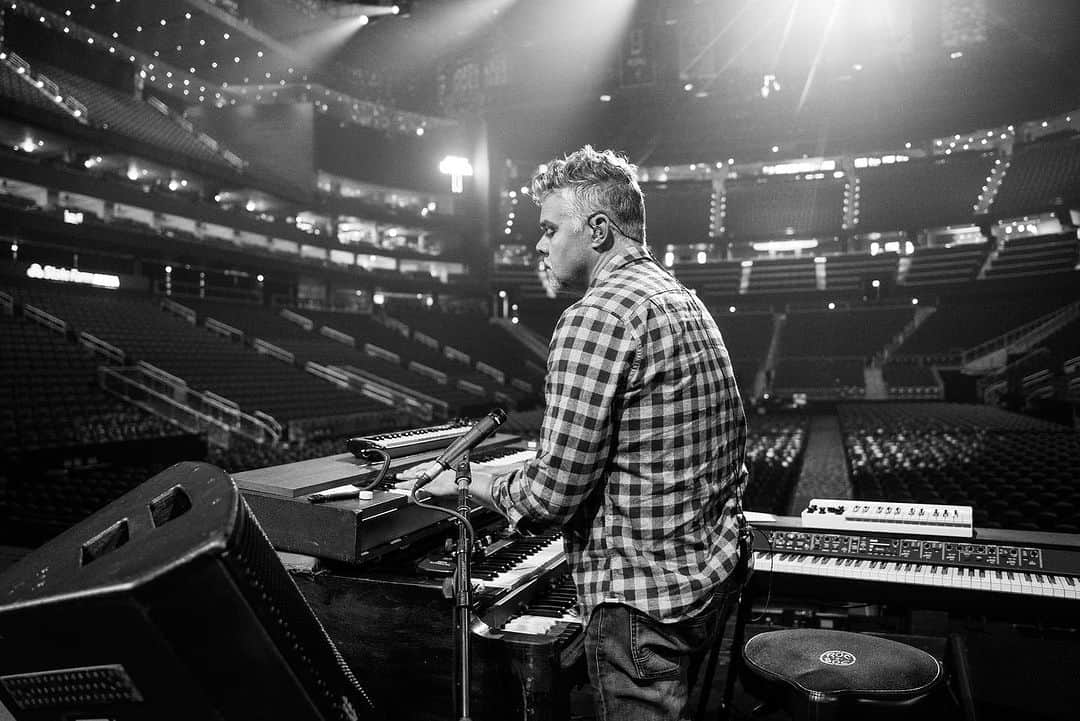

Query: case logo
[819,650,856,666]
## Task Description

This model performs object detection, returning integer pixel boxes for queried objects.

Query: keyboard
[749,516,1080,617]
[473,531,564,590]
[347,420,472,459]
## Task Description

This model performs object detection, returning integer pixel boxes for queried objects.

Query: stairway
[788,414,852,515]
[864,365,887,400]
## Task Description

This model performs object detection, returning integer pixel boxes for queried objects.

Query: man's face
[536,192,594,292]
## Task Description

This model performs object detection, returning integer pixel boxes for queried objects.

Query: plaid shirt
[491,243,748,622]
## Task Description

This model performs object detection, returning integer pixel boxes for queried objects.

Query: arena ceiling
[15,0,1080,165]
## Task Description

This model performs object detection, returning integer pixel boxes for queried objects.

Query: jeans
[584,588,733,721]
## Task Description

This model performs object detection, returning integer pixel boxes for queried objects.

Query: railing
[161,298,196,324]
[252,410,283,439]
[444,345,471,364]
[22,303,67,335]
[339,365,445,421]
[365,343,400,364]
[147,96,171,115]
[320,326,355,346]
[79,332,125,363]
[100,367,231,448]
[204,390,239,410]
[280,308,314,331]
[413,331,440,350]
[145,95,244,167]
[304,361,351,389]
[205,317,243,339]
[1,48,88,123]
[475,361,506,385]
[456,379,486,396]
[99,366,280,447]
[253,337,296,364]
[511,378,534,393]
[407,361,448,384]
[378,315,410,336]
[0,290,14,314]
[963,300,1080,370]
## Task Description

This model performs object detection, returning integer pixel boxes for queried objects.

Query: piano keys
[748,516,1080,622]
[290,527,585,721]
[347,419,474,458]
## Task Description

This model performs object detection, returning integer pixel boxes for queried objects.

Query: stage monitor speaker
[0,461,378,721]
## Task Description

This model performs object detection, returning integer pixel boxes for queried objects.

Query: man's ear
[588,213,613,251]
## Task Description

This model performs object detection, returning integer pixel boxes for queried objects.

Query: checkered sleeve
[493,301,632,527]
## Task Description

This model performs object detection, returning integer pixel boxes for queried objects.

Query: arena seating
[707,310,775,399]
[0,312,184,455]
[0,60,76,121]
[674,260,743,296]
[882,363,941,398]
[389,307,543,389]
[891,295,1075,361]
[991,134,1080,219]
[724,176,845,240]
[839,403,1080,532]
[823,252,900,291]
[982,233,1078,280]
[772,357,866,399]
[7,284,389,427]
[780,307,913,358]
[747,257,817,294]
[515,298,571,339]
[295,307,528,408]
[743,414,808,515]
[899,244,988,286]
[1,460,179,546]
[33,62,236,172]
[493,266,549,301]
[181,299,501,415]
[855,152,994,232]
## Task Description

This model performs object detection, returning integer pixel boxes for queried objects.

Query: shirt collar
[588,243,656,290]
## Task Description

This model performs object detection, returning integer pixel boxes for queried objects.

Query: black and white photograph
[0,1,1078,719]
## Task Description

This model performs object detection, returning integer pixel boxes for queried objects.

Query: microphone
[412,409,507,490]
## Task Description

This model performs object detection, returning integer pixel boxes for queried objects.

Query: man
[424,145,748,721]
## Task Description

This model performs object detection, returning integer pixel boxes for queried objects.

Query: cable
[409,481,475,546]
[749,526,776,623]
[354,448,392,491]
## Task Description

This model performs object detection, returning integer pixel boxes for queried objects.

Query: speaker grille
[1,664,143,710]
[224,498,375,719]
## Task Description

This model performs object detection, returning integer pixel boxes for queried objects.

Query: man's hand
[416,467,458,498]
[415,462,524,513]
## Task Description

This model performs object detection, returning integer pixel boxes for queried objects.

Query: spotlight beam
[797,0,843,115]
[183,0,314,70]
[772,0,801,69]
[680,0,756,79]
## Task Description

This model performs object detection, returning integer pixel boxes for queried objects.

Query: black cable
[409,480,475,546]
[354,448,392,490]
[748,526,775,623]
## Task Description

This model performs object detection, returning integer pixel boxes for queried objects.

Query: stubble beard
[538,258,561,298]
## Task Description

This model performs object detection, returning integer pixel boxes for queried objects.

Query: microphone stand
[451,453,474,721]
